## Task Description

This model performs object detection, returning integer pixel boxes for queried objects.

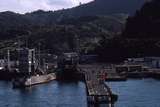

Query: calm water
[0,79,160,107]
[0,81,87,107]
[108,79,160,107]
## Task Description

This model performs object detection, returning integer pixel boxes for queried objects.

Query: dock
[79,65,118,107]
[103,68,127,81]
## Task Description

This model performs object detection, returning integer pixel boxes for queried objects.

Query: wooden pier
[79,65,118,107]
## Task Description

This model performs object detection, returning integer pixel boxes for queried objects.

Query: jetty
[79,65,118,107]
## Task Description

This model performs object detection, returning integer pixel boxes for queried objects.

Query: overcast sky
[0,0,93,14]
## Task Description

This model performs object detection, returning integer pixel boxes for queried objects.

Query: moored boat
[12,48,57,88]
[13,73,56,88]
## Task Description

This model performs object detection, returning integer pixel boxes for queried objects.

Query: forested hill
[55,0,147,18]
[96,0,160,62]
[0,0,148,57]
[123,0,160,38]
[23,0,147,23]
[0,0,147,27]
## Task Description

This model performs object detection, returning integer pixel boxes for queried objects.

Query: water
[0,81,87,107]
[107,79,160,107]
[0,79,160,107]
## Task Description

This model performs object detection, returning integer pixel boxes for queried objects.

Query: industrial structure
[12,48,56,88]
[18,48,36,75]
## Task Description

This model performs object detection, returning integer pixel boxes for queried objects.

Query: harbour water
[108,79,160,107]
[0,81,87,107]
[0,79,160,107]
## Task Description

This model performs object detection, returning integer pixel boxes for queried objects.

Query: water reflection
[0,79,159,107]
[0,81,87,107]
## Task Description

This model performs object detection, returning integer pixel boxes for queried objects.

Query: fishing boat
[12,48,56,88]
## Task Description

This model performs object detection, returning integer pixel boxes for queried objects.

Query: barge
[13,73,56,88]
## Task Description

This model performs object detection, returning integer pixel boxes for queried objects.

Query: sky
[0,0,93,14]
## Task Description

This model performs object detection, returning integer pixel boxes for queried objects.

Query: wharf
[115,64,160,79]
[79,65,118,107]
[103,68,127,81]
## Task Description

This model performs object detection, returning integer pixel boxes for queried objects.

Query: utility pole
[26,31,31,48]
[38,42,41,67]
[75,34,80,55]
[43,58,46,72]
[26,36,28,48]
[15,35,21,49]
[75,34,80,65]
[7,49,10,71]
[28,49,32,74]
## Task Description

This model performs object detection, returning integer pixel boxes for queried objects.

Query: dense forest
[96,0,160,62]
[1,0,145,53]
[0,15,125,54]
[0,0,156,62]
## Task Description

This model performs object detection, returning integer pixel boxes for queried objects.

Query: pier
[0,49,119,106]
[79,65,118,107]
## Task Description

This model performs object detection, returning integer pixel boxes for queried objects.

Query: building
[124,57,160,69]
[144,57,160,68]
[115,65,142,73]
[79,54,98,63]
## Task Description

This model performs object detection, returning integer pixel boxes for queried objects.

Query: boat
[12,73,56,88]
[12,48,57,88]
[56,52,83,80]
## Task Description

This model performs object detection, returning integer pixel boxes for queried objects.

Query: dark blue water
[0,81,87,107]
[107,79,160,107]
[0,79,160,107]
